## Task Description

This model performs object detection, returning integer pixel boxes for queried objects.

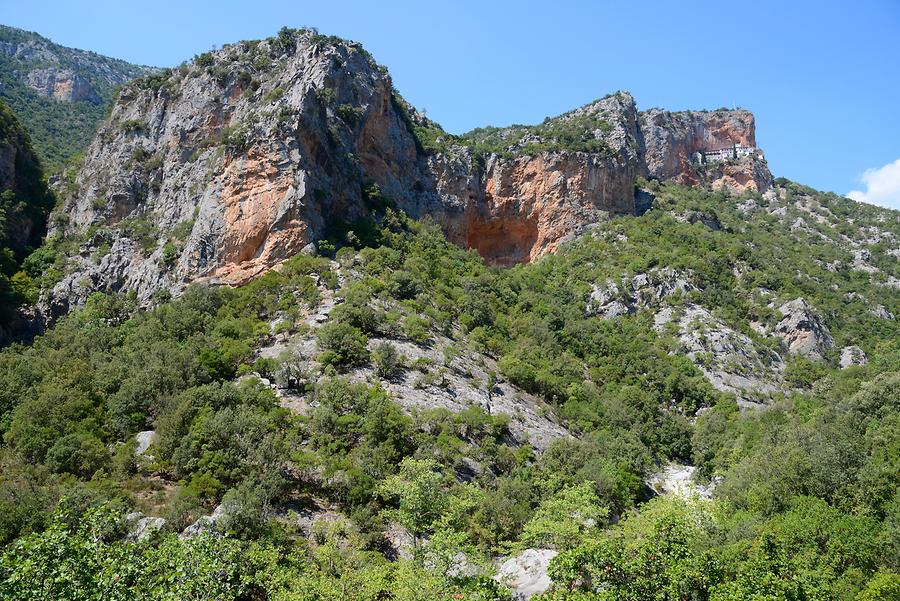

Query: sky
[3,0,899,208]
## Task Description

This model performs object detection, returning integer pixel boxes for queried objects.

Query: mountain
[0,24,155,172]
[42,27,773,314]
[0,27,898,601]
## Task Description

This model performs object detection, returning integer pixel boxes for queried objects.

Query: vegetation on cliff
[0,99,54,323]
[0,180,897,598]
[0,23,896,601]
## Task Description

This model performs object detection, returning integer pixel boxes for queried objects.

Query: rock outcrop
[25,68,101,103]
[587,268,697,318]
[647,463,718,500]
[640,107,772,193]
[430,92,644,265]
[495,549,558,600]
[774,298,835,360]
[42,28,774,314]
[1,25,152,101]
[254,267,570,451]
[840,345,868,369]
[654,304,787,405]
[124,512,166,542]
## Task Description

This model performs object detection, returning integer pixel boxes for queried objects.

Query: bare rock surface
[41,28,775,315]
[250,267,570,451]
[587,267,696,318]
[774,298,834,360]
[25,67,101,103]
[840,345,868,369]
[646,463,718,499]
[495,549,558,600]
[134,430,155,455]
[654,304,786,405]
[181,502,229,537]
[640,107,772,193]
[125,511,166,542]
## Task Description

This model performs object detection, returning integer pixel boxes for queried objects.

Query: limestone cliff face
[44,30,771,313]
[1,25,152,103]
[48,30,430,313]
[24,68,101,103]
[429,93,642,265]
[640,108,772,193]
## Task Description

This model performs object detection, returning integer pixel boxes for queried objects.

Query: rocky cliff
[0,99,54,342]
[43,28,773,314]
[641,108,771,193]
[429,92,643,265]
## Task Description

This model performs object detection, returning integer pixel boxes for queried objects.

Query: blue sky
[3,0,899,207]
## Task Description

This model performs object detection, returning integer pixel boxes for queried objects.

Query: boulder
[646,463,717,499]
[134,430,155,455]
[870,305,895,320]
[181,502,229,537]
[774,298,834,360]
[125,511,166,542]
[495,549,558,600]
[840,345,868,369]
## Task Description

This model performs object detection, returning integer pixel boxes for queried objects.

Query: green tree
[521,482,607,551]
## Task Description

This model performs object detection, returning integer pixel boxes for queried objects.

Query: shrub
[317,321,369,367]
[373,341,402,378]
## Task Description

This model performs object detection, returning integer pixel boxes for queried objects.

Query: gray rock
[587,268,696,318]
[774,298,834,360]
[134,430,155,455]
[25,67,100,103]
[640,107,772,193]
[646,463,717,499]
[125,511,166,542]
[40,29,774,317]
[495,549,558,600]
[384,522,417,561]
[181,502,229,537]
[870,305,895,320]
[840,345,868,369]
[654,304,786,404]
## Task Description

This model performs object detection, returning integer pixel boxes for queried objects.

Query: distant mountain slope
[0,24,155,171]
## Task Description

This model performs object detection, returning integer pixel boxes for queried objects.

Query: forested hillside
[0,25,153,172]
[0,178,897,599]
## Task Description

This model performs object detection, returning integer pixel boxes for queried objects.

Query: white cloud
[847,158,900,209]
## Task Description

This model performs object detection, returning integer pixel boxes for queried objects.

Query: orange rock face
[214,145,307,284]
[709,158,773,194]
[640,108,771,193]
[457,153,636,265]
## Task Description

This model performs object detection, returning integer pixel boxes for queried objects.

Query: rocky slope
[0,24,155,169]
[42,28,773,315]
[576,179,900,405]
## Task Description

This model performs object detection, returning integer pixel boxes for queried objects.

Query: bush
[317,321,369,367]
[373,340,402,378]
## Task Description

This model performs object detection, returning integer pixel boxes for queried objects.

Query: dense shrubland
[0,182,897,598]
